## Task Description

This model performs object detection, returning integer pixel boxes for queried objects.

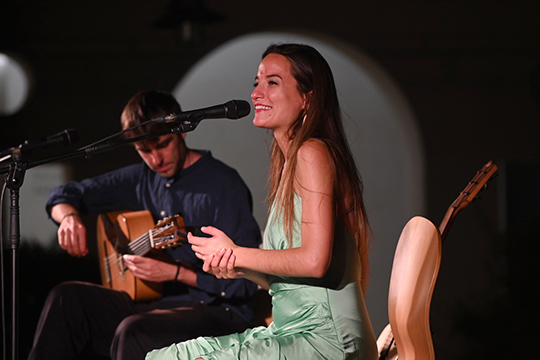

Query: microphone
[155,100,251,124]
[20,129,79,153]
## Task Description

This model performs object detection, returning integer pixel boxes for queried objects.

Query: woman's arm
[190,140,335,279]
[203,248,271,290]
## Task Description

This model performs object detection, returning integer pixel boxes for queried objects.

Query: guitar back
[387,216,442,360]
[97,210,163,302]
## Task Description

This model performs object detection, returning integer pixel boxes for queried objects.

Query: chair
[377,216,442,360]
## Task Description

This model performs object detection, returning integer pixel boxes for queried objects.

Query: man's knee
[48,281,92,300]
[111,314,151,359]
[115,314,145,341]
[42,281,90,311]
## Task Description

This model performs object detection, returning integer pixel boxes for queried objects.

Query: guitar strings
[104,228,167,272]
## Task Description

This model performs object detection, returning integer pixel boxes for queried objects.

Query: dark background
[1,1,540,359]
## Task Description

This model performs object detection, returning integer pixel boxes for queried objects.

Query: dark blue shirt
[46,150,262,324]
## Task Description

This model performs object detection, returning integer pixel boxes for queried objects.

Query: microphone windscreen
[225,100,251,119]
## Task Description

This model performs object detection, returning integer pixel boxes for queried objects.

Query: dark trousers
[27,281,251,360]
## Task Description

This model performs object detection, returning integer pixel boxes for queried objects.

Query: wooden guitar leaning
[96,210,187,302]
[377,160,498,360]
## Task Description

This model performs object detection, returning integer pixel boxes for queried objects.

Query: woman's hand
[188,226,237,261]
[203,248,244,279]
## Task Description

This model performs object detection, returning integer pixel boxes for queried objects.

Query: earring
[302,113,307,125]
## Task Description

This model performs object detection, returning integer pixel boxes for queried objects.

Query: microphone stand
[3,151,25,360]
[0,120,198,360]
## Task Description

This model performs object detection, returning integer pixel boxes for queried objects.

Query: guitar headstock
[151,214,188,249]
[450,160,498,213]
[439,160,498,240]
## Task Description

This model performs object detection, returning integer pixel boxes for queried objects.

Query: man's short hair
[121,90,182,145]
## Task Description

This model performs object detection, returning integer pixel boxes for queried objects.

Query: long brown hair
[263,43,371,293]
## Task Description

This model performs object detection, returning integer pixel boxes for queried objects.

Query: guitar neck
[125,231,154,256]
[122,215,186,256]
[439,207,459,242]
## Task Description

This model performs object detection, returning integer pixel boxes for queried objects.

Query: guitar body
[388,216,441,360]
[97,210,162,302]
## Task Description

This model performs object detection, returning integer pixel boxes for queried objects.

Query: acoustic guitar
[96,210,187,302]
[377,160,498,359]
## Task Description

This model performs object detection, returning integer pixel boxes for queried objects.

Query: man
[28,90,262,360]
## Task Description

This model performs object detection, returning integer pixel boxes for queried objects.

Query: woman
[146,43,378,360]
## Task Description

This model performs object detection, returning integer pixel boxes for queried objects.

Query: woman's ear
[303,91,313,110]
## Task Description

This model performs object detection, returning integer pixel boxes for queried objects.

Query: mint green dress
[146,193,377,360]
